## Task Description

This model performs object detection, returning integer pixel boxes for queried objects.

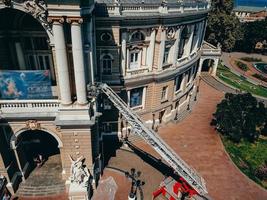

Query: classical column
[70,18,88,105]
[121,31,128,76]
[198,57,204,75]
[186,24,194,56]
[11,141,25,182]
[211,58,219,76]
[15,43,26,70]
[172,27,181,65]
[52,19,72,105]
[158,27,166,71]
[148,28,156,71]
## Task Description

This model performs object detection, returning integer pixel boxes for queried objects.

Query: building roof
[234,5,267,12]
[96,0,207,5]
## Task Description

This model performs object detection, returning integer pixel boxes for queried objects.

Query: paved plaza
[103,81,267,200]
[13,81,267,200]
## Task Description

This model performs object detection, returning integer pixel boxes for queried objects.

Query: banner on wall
[0,70,52,100]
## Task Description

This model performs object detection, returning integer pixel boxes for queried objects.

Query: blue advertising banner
[0,70,53,100]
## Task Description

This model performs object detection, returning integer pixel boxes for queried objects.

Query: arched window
[101,54,113,75]
[178,26,190,59]
[130,31,145,42]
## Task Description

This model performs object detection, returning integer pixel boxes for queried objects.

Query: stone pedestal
[68,182,89,200]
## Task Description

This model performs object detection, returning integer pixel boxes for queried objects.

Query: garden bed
[221,135,267,189]
[217,65,267,97]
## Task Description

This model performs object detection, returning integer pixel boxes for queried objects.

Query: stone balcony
[95,0,210,17]
[0,99,96,126]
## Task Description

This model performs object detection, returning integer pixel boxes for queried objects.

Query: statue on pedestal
[69,155,91,188]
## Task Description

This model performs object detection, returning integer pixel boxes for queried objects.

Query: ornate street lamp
[125,168,145,200]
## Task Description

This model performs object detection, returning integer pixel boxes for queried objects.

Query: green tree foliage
[236,19,267,52]
[205,0,243,51]
[211,93,266,143]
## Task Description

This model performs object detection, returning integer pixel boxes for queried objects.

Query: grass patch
[240,57,262,62]
[221,135,267,189]
[217,65,267,97]
[235,61,249,71]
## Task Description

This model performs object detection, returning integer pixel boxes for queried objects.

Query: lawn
[217,65,267,98]
[221,136,267,189]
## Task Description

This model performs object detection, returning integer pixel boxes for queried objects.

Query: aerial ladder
[92,83,209,200]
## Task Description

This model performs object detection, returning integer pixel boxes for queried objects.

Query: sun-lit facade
[0,0,211,197]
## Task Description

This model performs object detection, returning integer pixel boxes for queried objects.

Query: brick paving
[134,81,267,200]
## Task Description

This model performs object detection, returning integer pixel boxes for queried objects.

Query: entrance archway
[0,8,56,83]
[12,129,65,196]
[202,59,215,73]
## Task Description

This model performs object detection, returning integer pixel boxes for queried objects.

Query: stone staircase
[15,155,66,197]
[201,72,237,94]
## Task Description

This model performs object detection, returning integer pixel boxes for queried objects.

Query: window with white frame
[161,86,168,100]
[102,54,112,75]
[175,74,183,91]
[163,46,170,64]
[129,50,139,69]
[129,87,144,108]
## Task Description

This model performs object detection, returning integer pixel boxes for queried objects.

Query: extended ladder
[94,83,208,196]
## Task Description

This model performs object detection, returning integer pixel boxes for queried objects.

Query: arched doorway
[202,59,215,73]
[13,129,65,195]
[0,8,56,84]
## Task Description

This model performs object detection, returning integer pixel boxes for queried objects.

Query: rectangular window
[175,74,183,91]
[129,51,139,69]
[130,87,143,108]
[163,47,170,64]
[161,86,168,100]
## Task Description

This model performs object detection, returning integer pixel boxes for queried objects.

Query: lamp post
[125,168,145,200]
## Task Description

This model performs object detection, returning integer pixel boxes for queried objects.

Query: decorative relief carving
[26,120,41,130]
[167,27,176,39]
[1,0,52,34]
[23,0,52,33]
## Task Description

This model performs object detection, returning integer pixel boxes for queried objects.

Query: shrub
[252,73,267,82]
[255,162,267,181]
[212,93,267,143]
[240,57,262,62]
[235,61,249,71]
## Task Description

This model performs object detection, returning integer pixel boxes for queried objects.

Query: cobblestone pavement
[134,81,267,200]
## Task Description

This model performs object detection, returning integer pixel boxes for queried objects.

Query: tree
[211,93,266,143]
[205,0,244,51]
[236,19,267,52]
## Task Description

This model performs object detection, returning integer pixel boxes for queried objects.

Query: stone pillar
[198,57,204,75]
[158,27,166,71]
[15,43,26,70]
[11,141,25,182]
[70,18,88,105]
[52,19,72,105]
[148,29,156,71]
[121,31,128,76]
[211,58,219,76]
[172,27,181,65]
[89,17,95,84]
[186,24,194,56]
